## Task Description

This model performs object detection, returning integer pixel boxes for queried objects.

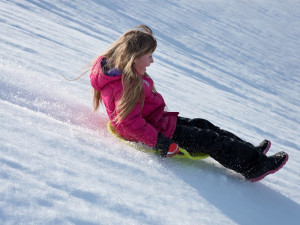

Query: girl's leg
[176,116,248,143]
[172,123,267,175]
[176,116,256,148]
[172,117,288,181]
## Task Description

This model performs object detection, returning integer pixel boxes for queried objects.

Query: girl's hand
[154,133,179,157]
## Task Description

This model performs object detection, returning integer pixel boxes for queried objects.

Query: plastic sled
[107,121,209,160]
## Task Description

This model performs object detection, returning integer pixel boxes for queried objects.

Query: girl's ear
[132,56,137,65]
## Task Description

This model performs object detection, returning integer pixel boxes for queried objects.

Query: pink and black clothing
[90,56,288,181]
[90,56,178,148]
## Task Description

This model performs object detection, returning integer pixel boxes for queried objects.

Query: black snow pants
[172,117,267,176]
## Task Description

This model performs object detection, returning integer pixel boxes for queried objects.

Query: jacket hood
[90,56,122,91]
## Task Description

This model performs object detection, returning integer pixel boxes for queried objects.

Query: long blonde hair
[93,25,157,123]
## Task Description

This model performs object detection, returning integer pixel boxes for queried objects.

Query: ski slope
[0,0,299,224]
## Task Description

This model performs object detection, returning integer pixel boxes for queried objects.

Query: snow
[0,0,299,224]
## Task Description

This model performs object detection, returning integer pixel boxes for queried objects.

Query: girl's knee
[190,118,218,130]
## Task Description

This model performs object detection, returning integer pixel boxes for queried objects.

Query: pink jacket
[90,56,179,147]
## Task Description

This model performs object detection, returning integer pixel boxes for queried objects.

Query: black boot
[256,139,271,155]
[243,151,288,182]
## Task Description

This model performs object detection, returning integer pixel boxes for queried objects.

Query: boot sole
[250,154,289,182]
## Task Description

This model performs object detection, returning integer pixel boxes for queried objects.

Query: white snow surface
[0,0,299,224]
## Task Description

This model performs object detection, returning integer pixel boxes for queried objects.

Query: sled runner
[107,121,209,160]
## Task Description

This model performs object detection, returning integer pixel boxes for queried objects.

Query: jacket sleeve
[115,91,158,147]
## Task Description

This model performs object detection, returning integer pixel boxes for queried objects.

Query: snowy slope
[0,0,299,224]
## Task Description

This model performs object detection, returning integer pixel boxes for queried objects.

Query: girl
[90,25,288,182]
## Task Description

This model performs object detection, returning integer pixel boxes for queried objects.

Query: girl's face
[133,53,154,75]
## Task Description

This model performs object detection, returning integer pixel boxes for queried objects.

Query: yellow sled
[107,121,209,160]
